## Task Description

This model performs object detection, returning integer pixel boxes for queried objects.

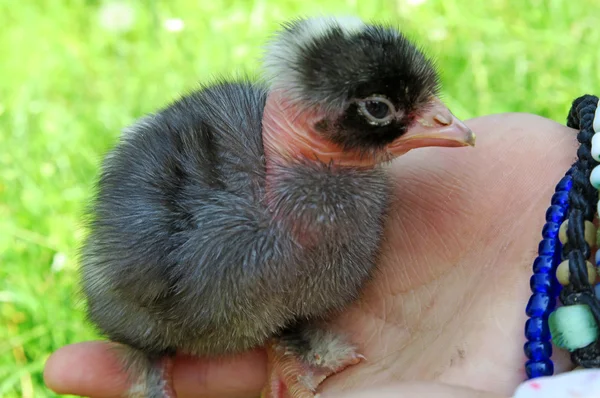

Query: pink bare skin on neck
[261,91,380,169]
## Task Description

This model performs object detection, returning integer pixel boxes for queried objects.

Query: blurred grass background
[1,0,600,396]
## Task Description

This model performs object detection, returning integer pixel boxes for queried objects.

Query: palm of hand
[322,114,574,397]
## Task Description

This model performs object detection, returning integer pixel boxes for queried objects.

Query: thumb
[43,341,267,398]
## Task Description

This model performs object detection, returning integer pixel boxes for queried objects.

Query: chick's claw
[261,332,365,398]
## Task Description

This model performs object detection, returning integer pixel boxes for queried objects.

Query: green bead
[549,305,599,351]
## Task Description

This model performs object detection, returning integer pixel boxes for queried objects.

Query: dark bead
[538,239,557,256]
[526,293,555,317]
[551,191,570,207]
[556,175,573,191]
[542,222,560,239]
[582,246,592,261]
[525,359,554,378]
[524,341,552,361]
[530,273,553,294]
[566,167,575,176]
[525,317,550,341]
[546,205,567,223]
[533,256,554,273]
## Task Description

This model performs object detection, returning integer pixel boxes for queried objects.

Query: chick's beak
[387,97,476,156]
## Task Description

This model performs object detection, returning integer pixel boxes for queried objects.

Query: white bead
[594,106,600,133]
[592,134,600,161]
[591,166,600,189]
[597,199,600,215]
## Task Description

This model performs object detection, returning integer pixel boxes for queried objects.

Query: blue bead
[530,273,553,294]
[524,171,574,377]
[546,205,567,223]
[554,246,564,263]
[542,222,560,239]
[538,239,557,256]
[525,359,554,378]
[551,191,570,206]
[556,175,573,192]
[524,341,552,361]
[526,293,555,317]
[533,256,554,273]
[525,317,550,341]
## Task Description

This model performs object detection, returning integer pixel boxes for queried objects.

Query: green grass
[1,0,600,396]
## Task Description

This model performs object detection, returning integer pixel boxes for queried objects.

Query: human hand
[44,113,576,397]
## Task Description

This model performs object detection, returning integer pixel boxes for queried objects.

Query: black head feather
[263,16,441,153]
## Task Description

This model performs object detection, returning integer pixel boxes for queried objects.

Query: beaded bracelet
[524,94,600,379]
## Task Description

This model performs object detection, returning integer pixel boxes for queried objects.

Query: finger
[322,382,508,398]
[174,350,266,398]
[44,341,267,398]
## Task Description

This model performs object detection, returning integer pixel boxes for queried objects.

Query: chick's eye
[358,96,395,126]
[365,101,389,119]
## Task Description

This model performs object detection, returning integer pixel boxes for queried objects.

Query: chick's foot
[124,354,177,398]
[261,328,364,398]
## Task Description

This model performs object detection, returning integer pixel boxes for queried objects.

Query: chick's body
[82,81,389,358]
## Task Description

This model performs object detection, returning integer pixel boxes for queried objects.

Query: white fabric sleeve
[513,369,600,398]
